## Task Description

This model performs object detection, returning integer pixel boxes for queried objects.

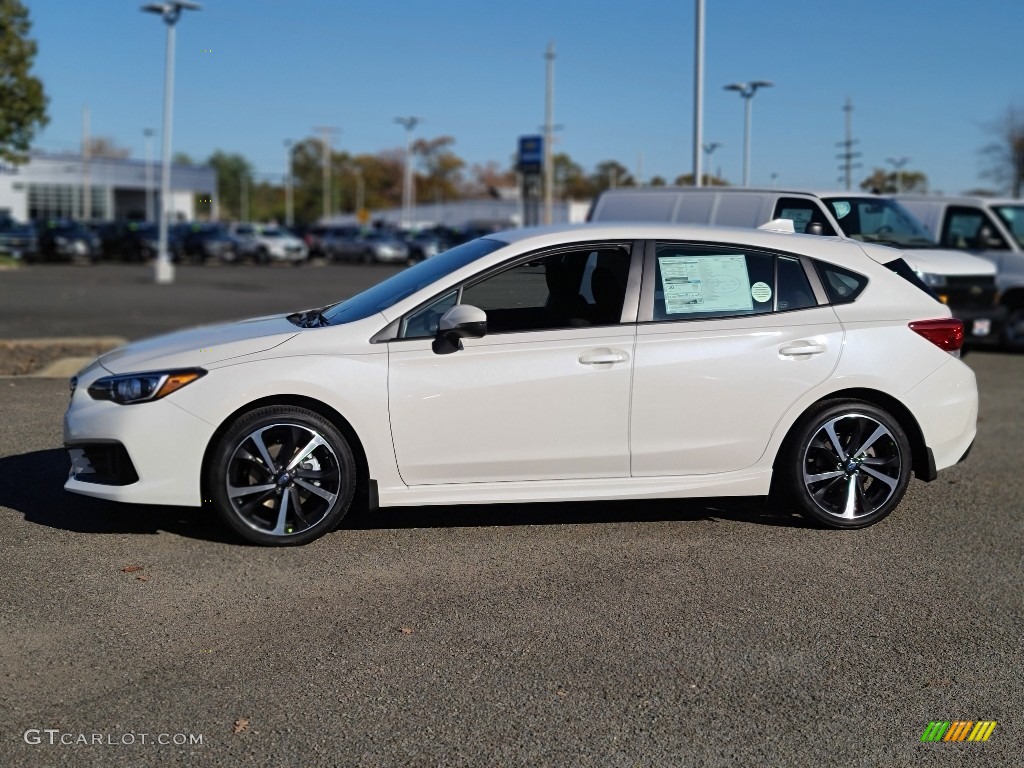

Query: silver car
[325,228,409,264]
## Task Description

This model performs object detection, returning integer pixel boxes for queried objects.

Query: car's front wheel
[776,400,911,529]
[208,406,356,545]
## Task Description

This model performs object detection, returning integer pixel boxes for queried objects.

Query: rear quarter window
[814,262,868,304]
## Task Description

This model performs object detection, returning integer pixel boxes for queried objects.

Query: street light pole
[886,156,910,193]
[724,80,772,187]
[395,116,420,228]
[143,128,155,222]
[284,139,294,227]
[692,0,705,188]
[142,1,201,285]
[701,141,721,185]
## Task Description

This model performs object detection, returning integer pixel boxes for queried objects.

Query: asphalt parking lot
[0,265,1022,767]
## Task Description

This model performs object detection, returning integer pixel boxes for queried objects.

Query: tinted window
[941,207,1009,250]
[814,262,867,304]
[777,256,817,311]
[823,197,934,247]
[773,197,837,235]
[460,246,631,333]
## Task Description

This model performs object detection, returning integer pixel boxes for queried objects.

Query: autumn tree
[86,136,131,159]
[980,105,1024,197]
[0,0,48,163]
[859,168,928,194]
[674,173,729,187]
[592,160,634,192]
[412,135,465,203]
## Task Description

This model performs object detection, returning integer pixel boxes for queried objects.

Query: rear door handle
[579,348,629,365]
[779,341,827,357]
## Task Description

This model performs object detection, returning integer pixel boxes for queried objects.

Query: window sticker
[750,281,772,303]
[779,208,812,233]
[659,254,753,314]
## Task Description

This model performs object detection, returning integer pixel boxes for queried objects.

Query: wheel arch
[998,286,1024,311]
[200,394,371,506]
[772,387,931,481]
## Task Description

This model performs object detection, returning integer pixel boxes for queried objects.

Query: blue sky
[25,0,1024,195]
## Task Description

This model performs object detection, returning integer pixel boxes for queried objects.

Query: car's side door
[387,242,640,486]
[630,240,844,476]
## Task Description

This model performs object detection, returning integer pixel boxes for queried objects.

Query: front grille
[67,442,139,486]
[942,276,997,309]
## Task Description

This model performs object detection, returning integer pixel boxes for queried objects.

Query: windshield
[322,237,505,325]
[993,205,1024,248]
[823,197,936,247]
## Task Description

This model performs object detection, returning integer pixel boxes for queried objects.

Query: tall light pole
[692,0,705,187]
[284,139,294,227]
[395,116,420,228]
[701,141,721,185]
[543,41,555,224]
[142,0,201,284]
[143,128,155,222]
[313,126,338,221]
[724,80,772,187]
[886,156,910,193]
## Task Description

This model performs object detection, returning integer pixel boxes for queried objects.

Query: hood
[98,315,298,374]
[859,244,996,277]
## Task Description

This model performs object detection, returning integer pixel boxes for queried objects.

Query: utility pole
[395,116,421,228]
[313,125,338,221]
[836,97,861,191]
[543,41,556,224]
[692,0,705,187]
[702,141,721,185]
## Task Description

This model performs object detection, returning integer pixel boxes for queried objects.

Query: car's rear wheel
[208,406,356,545]
[776,400,911,529]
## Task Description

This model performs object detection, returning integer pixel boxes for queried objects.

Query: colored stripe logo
[921,721,997,742]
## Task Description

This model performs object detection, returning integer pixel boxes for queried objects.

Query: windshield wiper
[287,306,331,328]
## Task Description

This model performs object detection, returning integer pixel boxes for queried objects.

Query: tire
[207,405,357,546]
[774,400,911,529]
[361,250,375,265]
[1002,307,1024,353]
[256,248,269,265]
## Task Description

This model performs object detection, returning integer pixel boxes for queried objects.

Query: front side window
[650,244,816,322]
[773,197,837,235]
[992,205,1024,248]
[398,244,632,338]
[942,207,1008,251]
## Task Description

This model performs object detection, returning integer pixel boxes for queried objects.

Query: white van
[588,187,1004,346]
[895,195,1024,349]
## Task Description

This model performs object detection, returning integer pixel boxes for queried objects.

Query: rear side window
[650,245,817,321]
[814,262,867,304]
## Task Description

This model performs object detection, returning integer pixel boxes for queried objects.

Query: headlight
[915,271,947,288]
[87,368,206,405]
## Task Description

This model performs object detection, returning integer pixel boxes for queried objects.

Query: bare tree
[980,105,1024,198]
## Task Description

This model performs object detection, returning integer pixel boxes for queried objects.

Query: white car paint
[63,223,978,543]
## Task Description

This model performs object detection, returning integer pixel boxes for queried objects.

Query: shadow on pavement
[0,449,810,543]
[0,449,234,543]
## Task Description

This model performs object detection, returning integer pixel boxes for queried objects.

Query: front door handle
[579,348,629,365]
[779,341,827,357]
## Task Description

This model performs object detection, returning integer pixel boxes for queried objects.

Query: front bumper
[63,388,214,506]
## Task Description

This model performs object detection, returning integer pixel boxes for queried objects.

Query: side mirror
[805,221,825,236]
[432,304,487,355]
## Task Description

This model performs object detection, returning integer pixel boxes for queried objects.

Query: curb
[0,337,127,378]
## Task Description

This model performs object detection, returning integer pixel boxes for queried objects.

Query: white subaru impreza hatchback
[64,223,977,545]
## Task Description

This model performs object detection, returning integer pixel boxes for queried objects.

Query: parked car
[0,216,37,260]
[589,187,1004,347]
[227,223,260,261]
[251,225,308,264]
[95,221,160,262]
[895,195,1024,350]
[33,220,101,263]
[401,228,451,262]
[324,226,409,264]
[64,223,976,546]
[181,223,237,264]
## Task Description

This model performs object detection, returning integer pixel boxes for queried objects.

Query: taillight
[909,318,964,356]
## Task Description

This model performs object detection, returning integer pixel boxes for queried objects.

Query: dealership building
[0,150,217,223]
